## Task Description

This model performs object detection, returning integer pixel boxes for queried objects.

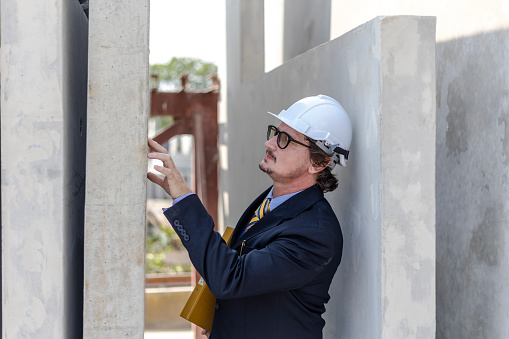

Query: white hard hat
[268,94,352,168]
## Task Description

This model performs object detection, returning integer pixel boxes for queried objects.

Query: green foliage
[146,221,191,274]
[150,57,218,92]
[151,116,174,133]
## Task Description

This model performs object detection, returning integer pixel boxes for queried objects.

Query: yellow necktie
[245,198,271,233]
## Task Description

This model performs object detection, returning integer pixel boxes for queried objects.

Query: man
[147,95,352,339]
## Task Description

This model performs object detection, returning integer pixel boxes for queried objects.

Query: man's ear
[308,158,331,174]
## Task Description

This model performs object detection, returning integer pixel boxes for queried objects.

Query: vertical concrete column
[226,0,241,89]
[83,0,149,337]
[241,0,264,82]
[1,0,88,337]
[379,16,436,338]
[283,0,331,62]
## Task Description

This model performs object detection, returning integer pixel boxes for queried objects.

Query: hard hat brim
[267,110,306,135]
[267,111,284,123]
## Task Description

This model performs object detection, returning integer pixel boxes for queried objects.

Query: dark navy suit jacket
[164,185,343,339]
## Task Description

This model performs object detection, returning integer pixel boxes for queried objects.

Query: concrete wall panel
[379,16,436,339]
[225,9,436,337]
[240,0,264,82]
[436,30,509,338]
[83,1,149,337]
[330,2,509,338]
[1,0,88,337]
[283,0,331,62]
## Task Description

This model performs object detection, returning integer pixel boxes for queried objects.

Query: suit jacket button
[183,235,190,242]
[215,302,219,310]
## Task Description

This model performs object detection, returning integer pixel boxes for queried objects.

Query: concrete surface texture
[225,1,436,336]
[436,31,509,338]
[283,0,331,62]
[82,0,149,337]
[330,1,509,337]
[378,17,436,339]
[239,0,264,82]
[1,0,88,337]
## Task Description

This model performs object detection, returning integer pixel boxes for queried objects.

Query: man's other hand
[147,138,193,199]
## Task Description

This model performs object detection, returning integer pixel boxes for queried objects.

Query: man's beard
[259,163,273,174]
[259,150,276,174]
[259,149,307,180]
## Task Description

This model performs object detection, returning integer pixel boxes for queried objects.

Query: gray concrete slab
[283,0,331,62]
[83,0,149,337]
[225,8,436,337]
[1,0,88,337]
[331,2,509,337]
[379,16,436,339]
[240,0,264,82]
[436,30,509,339]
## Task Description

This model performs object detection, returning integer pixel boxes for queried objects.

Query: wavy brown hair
[307,140,338,193]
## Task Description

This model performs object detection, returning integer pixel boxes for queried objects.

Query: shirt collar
[266,187,304,211]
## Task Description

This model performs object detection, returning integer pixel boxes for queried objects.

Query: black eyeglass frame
[267,125,311,149]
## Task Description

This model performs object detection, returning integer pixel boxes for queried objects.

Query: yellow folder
[180,227,235,332]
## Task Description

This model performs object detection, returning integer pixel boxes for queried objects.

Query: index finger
[148,138,168,154]
[148,152,180,171]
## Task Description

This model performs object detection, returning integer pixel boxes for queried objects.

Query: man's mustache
[266,150,276,161]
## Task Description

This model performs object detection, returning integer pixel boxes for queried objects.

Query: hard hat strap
[313,140,334,155]
[310,140,350,169]
[313,140,349,160]
[333,146,349,160]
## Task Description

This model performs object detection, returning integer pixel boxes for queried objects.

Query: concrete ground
[145,330,193,339]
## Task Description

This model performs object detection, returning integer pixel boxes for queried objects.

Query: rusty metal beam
[150,91,219,117]
[152,120,190,145]
[150,80,219,339]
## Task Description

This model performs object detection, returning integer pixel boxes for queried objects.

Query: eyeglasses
[267,125,311,149]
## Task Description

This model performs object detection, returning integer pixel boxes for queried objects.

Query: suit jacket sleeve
[164,194,337,299]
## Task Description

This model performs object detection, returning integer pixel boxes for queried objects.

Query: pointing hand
[147,138,193,199]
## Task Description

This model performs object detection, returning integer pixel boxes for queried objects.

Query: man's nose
[265,135,277,150]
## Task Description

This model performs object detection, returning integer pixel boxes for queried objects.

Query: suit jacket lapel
[231,185,324,249]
